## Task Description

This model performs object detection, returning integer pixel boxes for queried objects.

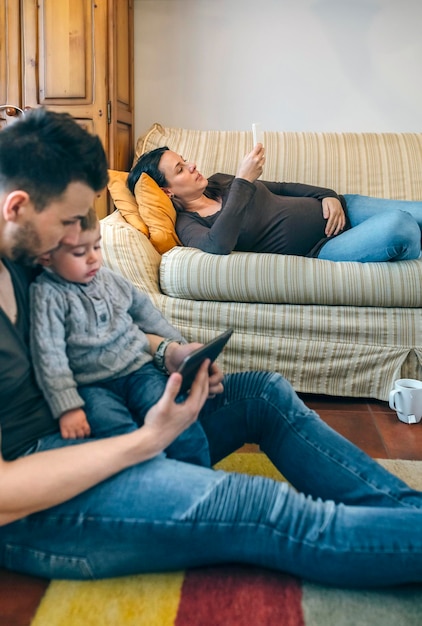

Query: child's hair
[80,207,99,231]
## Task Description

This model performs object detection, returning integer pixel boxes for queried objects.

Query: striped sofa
[101,124,422,401]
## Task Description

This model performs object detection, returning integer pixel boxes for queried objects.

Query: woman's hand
[322,197,346,236]
[235,144,265,183]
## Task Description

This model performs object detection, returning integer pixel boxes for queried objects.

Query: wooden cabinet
[0,0,134,218]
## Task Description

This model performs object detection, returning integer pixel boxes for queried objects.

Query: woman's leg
[200,372,422,509]
[343,194,422,230]
[1,436,422,587]
[317,210,420,261]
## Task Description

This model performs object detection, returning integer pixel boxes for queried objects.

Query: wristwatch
[153,338,180,374]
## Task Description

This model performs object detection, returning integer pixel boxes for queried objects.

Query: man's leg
[200,372,422,509]
[1,440,422,587]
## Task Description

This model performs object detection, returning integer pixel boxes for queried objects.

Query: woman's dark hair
[127,145,228,212]
[127,146,170,194]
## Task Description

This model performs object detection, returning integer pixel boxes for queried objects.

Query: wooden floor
[1,394,422,626]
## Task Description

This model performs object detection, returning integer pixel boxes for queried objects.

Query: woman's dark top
[175,174,348,257]
[0,260,58,460]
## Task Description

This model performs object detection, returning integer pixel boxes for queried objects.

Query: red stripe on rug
[175,565,304,626]
[0,568,49,626]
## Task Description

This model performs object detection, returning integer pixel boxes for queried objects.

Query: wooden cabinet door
[107,0,134,173]
[21,0,109,216]
[0,0,22,129]
[18,0,133,218]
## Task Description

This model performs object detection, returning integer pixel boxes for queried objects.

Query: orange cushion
[107,170,149,236]
[134,173,181,254]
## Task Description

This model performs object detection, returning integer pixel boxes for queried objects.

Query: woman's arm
[262,181,346,236]
[176,178,256,254]
[0,363,210,526]
[176,146,265,254]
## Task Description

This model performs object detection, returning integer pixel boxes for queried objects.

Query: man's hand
[322,197,346,236]
[59,408,91,439]
[143,360,211,451]
[165,342,224,396]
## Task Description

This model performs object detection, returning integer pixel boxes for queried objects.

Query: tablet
[177,329,233,393]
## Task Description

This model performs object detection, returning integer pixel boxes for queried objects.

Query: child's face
[47,223,102,284]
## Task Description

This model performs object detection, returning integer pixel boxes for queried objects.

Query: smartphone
[252,122,264,146]
[177,329,233,393]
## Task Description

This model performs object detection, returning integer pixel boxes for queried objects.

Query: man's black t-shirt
[0,260,58,460]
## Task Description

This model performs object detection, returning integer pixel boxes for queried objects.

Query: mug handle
[389,389,403,413]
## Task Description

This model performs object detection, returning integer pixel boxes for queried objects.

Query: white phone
[252,122,264,146]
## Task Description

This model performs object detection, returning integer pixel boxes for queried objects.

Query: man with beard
[0,108,108,459]
[1,109,422,589]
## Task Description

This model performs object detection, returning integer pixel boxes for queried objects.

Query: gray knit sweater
[29,266,184,419]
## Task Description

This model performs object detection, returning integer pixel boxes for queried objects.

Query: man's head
[0,108,108,264]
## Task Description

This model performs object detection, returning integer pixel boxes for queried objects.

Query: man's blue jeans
[318,194,422,262]
[1,371,422,588]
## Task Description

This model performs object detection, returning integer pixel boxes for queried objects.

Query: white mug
[389,379,422,424]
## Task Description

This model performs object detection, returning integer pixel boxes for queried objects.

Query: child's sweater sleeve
[29,280,84,420]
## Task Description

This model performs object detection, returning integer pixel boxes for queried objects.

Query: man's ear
[2,190,31,222]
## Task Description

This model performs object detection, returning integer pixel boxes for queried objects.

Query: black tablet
[177,329,233,393]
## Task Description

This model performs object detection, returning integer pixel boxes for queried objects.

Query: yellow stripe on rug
[30,571,185,626]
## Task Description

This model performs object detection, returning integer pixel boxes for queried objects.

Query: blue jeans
[79,363,211,467]
[1,371,422,588]
[317,194,422,262]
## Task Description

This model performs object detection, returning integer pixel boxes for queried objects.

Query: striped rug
[30,455,422,626]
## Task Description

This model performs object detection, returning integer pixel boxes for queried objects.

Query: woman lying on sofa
[128,145,422,262]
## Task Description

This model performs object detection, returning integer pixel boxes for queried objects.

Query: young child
[29,208,210,466]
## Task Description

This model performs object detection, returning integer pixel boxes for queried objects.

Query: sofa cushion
[100,210,161,300]
[107,170,149,236]
[160,246,422,307]
[134,173,182,254]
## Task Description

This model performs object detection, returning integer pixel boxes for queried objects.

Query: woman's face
[158,150,208,201]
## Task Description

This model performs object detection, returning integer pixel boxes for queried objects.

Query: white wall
[134,0,422,136]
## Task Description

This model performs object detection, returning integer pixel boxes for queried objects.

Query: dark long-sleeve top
[175,174,348,257]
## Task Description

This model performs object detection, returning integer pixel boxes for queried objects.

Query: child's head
[40,207,102,284]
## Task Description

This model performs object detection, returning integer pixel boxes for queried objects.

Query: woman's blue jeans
[1,371,422,588]
[317,194,422,262]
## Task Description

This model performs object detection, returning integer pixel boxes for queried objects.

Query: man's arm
[0,364,210,526]
[147,334,224,397]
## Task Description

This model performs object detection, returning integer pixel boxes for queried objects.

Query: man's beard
[10,221,43,266]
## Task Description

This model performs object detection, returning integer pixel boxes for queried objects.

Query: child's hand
[59,409,91,439]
